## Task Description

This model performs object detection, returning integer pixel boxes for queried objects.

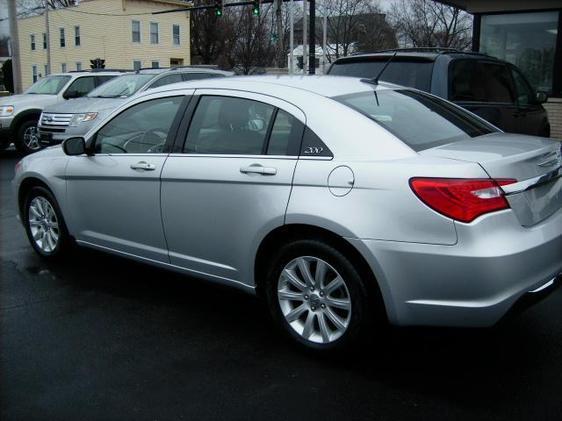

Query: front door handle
[130,161,156,171]
[240,164,277,176]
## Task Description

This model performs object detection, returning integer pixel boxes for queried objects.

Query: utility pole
[322,6,327,74]
[289,0,294,74]
[302,0,307,74]
[308,0,315,75]
[275,0,283,69]
[8,0,22,93]
[44,0,51,75]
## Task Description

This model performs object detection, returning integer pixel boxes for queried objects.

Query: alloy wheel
[23,126,41,151]
[277,256,352,344]
[28,196,60,253]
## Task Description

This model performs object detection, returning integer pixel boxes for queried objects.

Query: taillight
[409,178,517,223]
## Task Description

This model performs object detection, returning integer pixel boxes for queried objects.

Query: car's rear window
[328,60,434,92]
[334,89,497,151]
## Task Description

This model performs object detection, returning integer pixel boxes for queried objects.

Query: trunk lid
[420,133,562,227]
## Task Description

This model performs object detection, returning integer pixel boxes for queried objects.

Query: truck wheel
[15,119,43,155]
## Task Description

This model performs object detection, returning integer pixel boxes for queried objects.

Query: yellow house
[18,0,191,90]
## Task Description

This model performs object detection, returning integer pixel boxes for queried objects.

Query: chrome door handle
[240,165,277,176]
[130,161,156,171]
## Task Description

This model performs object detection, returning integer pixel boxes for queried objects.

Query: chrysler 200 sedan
[12,76,562,351]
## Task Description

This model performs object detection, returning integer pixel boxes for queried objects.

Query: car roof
[147,75,397,99]
[334,48,499,64]
[137,67,234,76]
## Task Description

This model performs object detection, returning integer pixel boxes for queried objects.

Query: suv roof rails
[169,65,221,71]
[361,47,494,59]
[66,69,131,73]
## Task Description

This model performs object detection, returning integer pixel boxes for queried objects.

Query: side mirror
[536,91,548,104]
[62,137,87,156]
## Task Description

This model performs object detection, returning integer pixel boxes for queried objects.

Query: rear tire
[264,239,373,352]
[23,186,71,259]
[15,119,43,155]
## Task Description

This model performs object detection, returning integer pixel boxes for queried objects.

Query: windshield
[329,60,434,91]
[87,74,155,98]
[335,89,497,151]
[25,76,71,95]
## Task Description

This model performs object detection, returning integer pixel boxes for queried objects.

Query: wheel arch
[10,109,43,133]
[254,223,389,322]
[18,176,54,218]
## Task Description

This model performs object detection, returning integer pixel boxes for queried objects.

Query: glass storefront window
[480,11,559,95]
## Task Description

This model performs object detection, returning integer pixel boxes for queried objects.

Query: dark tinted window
[329,59,434,91]
[335,89,496,151]
[149,74,183,89]
[511,67,535,106]
[450,60,515,103]
[185,96,276,155]
[65,76,96,98]
[95,96,183,154]
[182,73,224,81]
[95,75,117,86]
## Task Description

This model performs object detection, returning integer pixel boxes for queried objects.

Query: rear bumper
[350,208,562,327]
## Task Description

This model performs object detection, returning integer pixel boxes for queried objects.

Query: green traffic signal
[252,7,259,16]
[215,8,223,17]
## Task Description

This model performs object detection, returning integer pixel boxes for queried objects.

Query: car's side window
[95,96,183,154]
[477,62,516,103]
[148,74,183,89]
[64,76,96,99]
[267,110,302,156]
[511,68,535,106]
[182,73,223,81]
[184,96,275,155]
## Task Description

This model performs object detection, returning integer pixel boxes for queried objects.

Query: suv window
[149,73,183,89]
[335,89,497,152]
[95,96,183,154]
[329,59,434,91]
[511,67,535,106]
[182,73,223,81]
[87,74,155,98]
[25,75,71,95]
[64,76,96,99]
[95,75,118,86]
[184,96,275,155]
[450,60,515,103]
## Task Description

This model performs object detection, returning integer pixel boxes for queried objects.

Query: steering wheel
[142,128,168,153]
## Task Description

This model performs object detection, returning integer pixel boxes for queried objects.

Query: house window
[74,26,81,46]
[76,62,82,71]
[150,22,159,44]
[132,20,141,43]
[61,63,67,73]
[133,60,142,71]
[30,34,36,51]
[44,64,49,76]
[173,24,180,45]
[32,65,38,83]
[42,33,47,49]
[59,28,65,47]
[151,61,159,68]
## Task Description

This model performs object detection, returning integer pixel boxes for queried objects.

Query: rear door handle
[240,165,277,176]
[130,161,156,171]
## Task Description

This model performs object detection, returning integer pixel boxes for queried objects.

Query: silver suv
[0,71,122,154]
[38,67,233,147]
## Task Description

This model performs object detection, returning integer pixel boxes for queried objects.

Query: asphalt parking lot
[1,147,561,421]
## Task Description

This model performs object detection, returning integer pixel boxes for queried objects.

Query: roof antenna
[361,52,397,86]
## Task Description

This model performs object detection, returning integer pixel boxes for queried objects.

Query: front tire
[264,239,372,352]
[15,119,43,155]
[23,186,70,259]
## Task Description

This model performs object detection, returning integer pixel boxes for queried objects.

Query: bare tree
[390,0,472,50]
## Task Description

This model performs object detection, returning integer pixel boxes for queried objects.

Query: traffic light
[252,0,261,16]
[214,0,223,17]
[90,58,105,69]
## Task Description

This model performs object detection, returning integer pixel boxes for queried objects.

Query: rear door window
[450,60,516,103]
[329,59,434,91]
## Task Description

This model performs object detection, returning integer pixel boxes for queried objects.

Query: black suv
[328,48,550,137]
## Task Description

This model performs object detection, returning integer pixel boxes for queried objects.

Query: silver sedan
[12,76,562,351]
